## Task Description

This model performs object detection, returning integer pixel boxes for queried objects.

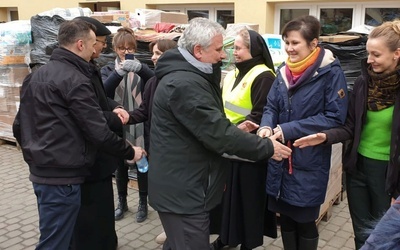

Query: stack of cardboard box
[90,9,189,31]
[90,10,131,28]
[0,21,31,141]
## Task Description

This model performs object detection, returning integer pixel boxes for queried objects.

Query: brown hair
[149,39,177,53]
[369,19,400,52]
[112,27,137,51]
[58,19,96,47]
[281,15,320,45]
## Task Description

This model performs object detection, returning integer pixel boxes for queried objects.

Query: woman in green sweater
[293,20,400,250]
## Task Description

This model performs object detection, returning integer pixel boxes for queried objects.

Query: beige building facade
[0,0,399,34]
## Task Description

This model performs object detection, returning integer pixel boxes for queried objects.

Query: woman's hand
[293,133,327,148]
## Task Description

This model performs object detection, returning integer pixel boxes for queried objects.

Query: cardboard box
[319,35,360,43]
[135,9,188,29]
[0,66,29,87]
[0,119,15,141]
[0,85,20,142]
[0,86,21,114]
[0,66,28,137]
[90,11,130,27]
[0,55,26,66]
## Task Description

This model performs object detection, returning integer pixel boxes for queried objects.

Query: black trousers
[115,159,148,198]
[346,154,391,250]
[211,160,277,248]
[159,211,210,250]
[70,176,117,250]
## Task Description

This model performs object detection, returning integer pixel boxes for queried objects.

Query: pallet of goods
[0,20,31,144]
[317,143,343,224]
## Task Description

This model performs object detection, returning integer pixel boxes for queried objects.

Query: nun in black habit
[210,28,277,250]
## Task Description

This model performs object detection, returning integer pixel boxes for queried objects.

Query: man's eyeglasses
[96,39,107,46]
[118,47,135,53]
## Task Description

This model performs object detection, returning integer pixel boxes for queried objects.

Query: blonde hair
[369,20,400,52]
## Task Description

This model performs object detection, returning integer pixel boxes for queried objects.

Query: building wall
[0,8,7,21]
[0,0,396,33]
[0,0,76,20]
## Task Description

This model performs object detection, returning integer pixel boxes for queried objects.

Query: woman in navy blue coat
[294,20,400,249]
[257,15,348,250]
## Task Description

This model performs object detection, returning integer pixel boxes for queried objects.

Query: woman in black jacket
[121,39,177,226]
[101,27,155,223]
[127,39,178,154]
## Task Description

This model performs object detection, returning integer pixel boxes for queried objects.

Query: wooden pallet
[0,135,20,149]
[316,191,342,224]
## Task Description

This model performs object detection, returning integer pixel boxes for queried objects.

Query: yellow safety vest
[222,64,274,124]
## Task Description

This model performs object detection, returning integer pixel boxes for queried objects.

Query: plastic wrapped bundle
[29,15,65,69]
[320,36,368,91]
[38,7,92,20]
[0,20,32,66]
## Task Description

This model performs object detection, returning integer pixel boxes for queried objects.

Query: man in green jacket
[148,17,291,249]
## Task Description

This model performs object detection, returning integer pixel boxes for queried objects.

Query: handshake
[116,59,143,76]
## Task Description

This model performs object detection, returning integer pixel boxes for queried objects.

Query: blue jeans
[33,183,81,250]
[361,196,400,250]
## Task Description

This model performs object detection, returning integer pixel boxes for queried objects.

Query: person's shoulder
[257,69,275,78]
[101,61,115,70]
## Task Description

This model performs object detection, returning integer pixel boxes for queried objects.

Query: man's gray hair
[178,17,225,54]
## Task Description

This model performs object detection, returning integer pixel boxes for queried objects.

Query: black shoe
[115,196,128,221]
[210,237,226,250]
[136,199,148,223]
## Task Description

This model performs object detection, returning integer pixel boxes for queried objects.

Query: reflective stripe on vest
[222,64,273,124]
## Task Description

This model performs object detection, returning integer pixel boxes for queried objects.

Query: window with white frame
[280,9,309,33]
[364,7,400,26]
[158,4,234,28]
[320,8,353,34]
[275,2,399,34]
[8,7,18,21]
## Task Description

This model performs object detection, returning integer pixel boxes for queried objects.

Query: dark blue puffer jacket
[260,49,348,207]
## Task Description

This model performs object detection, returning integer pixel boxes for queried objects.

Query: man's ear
[76,39,84,52]
[192,44,202,60]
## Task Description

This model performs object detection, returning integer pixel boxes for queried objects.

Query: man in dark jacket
[70,16,129,250]
[13,19,143,250]
[148,17,292,249]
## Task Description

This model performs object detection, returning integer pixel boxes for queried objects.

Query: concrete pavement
[0,143,356,249]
